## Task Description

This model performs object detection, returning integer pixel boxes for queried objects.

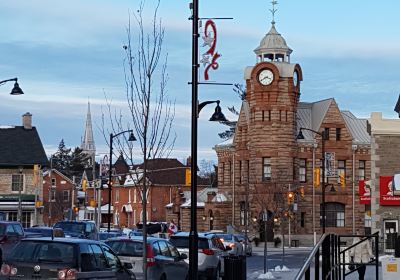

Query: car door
[156,240,174,277]
[166,241,188,280]
[101,244,133,280]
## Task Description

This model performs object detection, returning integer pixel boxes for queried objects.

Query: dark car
[54,221,98,240]
[0,237,135,279]
[99,231,123,241]
[106,236,188,280]
[0,222,25,264]
[24,227,58,238]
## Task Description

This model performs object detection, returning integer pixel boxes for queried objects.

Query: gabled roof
[43,169,74,184]
[0,126,48,167]
[341,111,370,144]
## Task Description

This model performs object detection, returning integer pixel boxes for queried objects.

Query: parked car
[128,230,143,237]
[235,234,252,256]
[213,233,244,256]
[0,221,25,264]
[98,231,123,241]
[24,226,65,238]
[0,237,135,279]
[106,236,188,280]
[54,220,98,240]
[170,232,229,280]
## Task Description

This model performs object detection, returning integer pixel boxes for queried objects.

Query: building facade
[207,19,371,243]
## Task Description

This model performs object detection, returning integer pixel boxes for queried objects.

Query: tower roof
[81,102,95,154]
[254,24,292,57]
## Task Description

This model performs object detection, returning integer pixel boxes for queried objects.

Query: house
[42,169,76,225]
[0,113,48,227]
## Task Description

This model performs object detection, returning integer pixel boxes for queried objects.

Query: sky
[1,0,400,164]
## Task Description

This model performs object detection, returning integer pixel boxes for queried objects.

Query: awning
[122,204,133,213]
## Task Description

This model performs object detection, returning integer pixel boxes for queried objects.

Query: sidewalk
[252,242,312,253]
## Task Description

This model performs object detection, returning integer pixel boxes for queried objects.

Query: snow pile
[379,255,394,262]
[257,272,275,279]
[272,265,291,272]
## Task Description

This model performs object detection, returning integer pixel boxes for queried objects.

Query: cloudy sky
[1,0,400,163]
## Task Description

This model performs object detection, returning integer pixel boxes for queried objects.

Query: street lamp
[17,166,23,223]
[107,130,136,233]
[297,127,327,233]
[0,78,24,95]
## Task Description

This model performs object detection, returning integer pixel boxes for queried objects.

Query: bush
[274,237,282,247]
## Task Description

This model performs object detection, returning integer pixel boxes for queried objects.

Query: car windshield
[169,237,209,249]
[54,222,85,234]
[106,240,143,257]
[217,234,233,241]
[9,241,76,264]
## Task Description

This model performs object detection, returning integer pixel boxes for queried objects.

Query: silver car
[106,236,188,280]
[170,232,228,280]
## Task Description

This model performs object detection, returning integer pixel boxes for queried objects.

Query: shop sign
[380,176,400,206]
[359,180,371,204]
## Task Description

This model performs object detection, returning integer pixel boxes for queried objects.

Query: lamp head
[209,102,228,122]
[296,129,305,140]
[10,81,24,95]
[128,132,137,142]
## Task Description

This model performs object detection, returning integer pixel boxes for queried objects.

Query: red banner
[358,180,371,204]
[380,176,400,205]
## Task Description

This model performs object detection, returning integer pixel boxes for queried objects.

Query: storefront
[0,194,36,228]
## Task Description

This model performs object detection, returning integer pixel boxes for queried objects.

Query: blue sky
[1,0,400,163]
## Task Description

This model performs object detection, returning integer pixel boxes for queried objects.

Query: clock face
[293,70,299,87]
[258,69,274,86]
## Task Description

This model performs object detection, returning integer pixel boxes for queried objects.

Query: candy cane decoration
[201,19,221,81]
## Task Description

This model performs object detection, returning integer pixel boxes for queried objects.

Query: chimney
[186,156,192,167]
[22,112,32,129]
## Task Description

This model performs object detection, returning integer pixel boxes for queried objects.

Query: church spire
[81,101,96,161]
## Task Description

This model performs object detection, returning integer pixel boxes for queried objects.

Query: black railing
[295,233,380,280]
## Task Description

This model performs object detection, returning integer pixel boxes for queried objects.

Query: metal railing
[295,233,380,280]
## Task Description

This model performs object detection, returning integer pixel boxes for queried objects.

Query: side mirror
[123,262,133,269]
[225,246,232,251]
[180,253,188,260]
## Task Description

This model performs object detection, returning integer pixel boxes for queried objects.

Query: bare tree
[101,1,175,279]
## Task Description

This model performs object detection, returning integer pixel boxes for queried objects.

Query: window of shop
[359,160,366,181]
[299,159,307,183]
[239,201,249,226]
[262,157,271,181]
[322,203,345,227]
[11,174,24,192]
[337,160,346,184]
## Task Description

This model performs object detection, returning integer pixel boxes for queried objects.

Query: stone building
[207,18,372,243]
[370,112,400,252]
[0,113,48,227]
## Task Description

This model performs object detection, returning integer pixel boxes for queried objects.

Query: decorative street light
[107,130,136,232]
[0,78,24,95]
[297,127,327,234]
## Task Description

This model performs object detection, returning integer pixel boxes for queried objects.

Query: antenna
[270,0,278,25]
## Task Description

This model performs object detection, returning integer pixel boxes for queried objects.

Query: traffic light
[299,186,305,198]
[340,173,345,188]
[73,206,79,213]
[185,168,191,186]
[82,179,87,192]
[314,168,320,187]
[287,191,294,204]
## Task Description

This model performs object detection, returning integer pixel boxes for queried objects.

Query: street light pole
[297,127,326,234]
[107,130,136,233]
[0,78,24,95]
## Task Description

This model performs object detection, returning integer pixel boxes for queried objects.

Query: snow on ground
[257,272,275,279]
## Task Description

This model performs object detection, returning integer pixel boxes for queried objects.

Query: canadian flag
[168,221,177,235]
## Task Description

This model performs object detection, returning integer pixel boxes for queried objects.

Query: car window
[158,241,171,257]
[212,237,225,250]
[10,241,75,264]
[13,224,24,236]
[107,241,143,257]
[105,240,122,252]
[152,241,161,256]
[0,225,5,235]
[169,236,209,249]
[102,245,121,270]
[166,242,179,258]
[89,244,109,269]
[6,225,15,234]
[80,243,97,272]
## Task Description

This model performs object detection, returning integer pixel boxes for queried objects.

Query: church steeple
[81,102,96,164]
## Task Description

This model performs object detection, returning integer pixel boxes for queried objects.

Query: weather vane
[270,0,278,25]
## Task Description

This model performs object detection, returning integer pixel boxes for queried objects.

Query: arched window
[321,203,345,227]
